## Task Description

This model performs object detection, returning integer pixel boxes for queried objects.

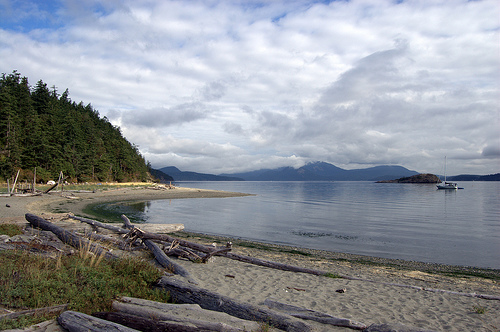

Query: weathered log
[166,247,202,262]
[264,298,366,330]
[68,215,129,234]
[44,182,59,194]
[222,252,328,276]
[25,213,117,260]
[58,310,140,332]
[92,312,203,332]
[121,215,197,283]
[79,231,141,251]
[112,298,260,332]
[156,277,312,332]
[0,304,68,321]
[364,322,436,332]
[201,247,232,263]
[127,229,216,254]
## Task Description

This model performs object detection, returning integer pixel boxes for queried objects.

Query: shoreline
[1,186,500,330]
[1,186,498,277]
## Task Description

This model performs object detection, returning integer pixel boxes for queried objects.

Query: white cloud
[1,0,498,175]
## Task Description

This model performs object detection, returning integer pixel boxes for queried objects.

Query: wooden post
[33,167,36,193]
[11,169,19,194]
[58,171,63,192]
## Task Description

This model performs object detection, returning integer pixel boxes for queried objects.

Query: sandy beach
[1,186,499,331]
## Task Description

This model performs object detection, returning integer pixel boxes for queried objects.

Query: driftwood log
[58,310,139,332]
[92,312,207,332]
[44,182,59,194]
[112,297,261,332]
[264,298,366,330]
[68,215,130,234]
[156,277,312,332]
[25,213,117,260]
[120,215,197,283]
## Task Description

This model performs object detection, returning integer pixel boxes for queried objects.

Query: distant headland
[376,173,441,183]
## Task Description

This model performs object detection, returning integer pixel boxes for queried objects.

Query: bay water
[94,181,500,269]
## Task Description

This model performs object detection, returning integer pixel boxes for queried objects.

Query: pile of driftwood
[21,213,499,332]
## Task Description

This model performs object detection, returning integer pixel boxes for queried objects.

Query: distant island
[376,174,441,183]
[447,173,500,181]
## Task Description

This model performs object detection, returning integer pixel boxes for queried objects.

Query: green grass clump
[322,272,341,279]
[0,250,169,330]
[0,223,24,237]
[472,305,487,314]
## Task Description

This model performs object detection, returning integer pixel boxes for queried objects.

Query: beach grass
[0,182,154,194]
[0,249,169,330]
[0,224,24,237]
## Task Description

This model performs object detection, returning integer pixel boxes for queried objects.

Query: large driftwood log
[92,312,205,332]
[58,310,140,332]
[113,302,254,332]
[264,298,366,330]
[0,304,68,322]
[25,214,116,260]
[156,277,312,332]
[112,296,264,332]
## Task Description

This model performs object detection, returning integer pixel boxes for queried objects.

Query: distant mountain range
[221,162,419,181]
[156,162,499,182]
[157,162,416,181]
[158,166,243,181]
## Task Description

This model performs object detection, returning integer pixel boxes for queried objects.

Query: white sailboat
[437,156,458,190]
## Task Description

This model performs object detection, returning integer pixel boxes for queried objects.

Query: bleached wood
[58,311,140,332]
[264,298,366,330]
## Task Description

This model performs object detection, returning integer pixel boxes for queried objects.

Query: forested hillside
[0,71,149,183]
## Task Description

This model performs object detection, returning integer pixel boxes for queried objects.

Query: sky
[1,0,499,176]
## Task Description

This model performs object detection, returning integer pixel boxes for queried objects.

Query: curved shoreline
[1,187,498,277]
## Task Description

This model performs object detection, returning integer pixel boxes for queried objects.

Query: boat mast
[444,156,447,182]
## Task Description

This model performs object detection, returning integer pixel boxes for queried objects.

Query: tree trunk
[155,277,312,332]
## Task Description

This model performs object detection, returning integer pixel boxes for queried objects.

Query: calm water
[93,181,500,269]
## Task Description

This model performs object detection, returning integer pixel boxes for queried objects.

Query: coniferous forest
[0,71,149,183]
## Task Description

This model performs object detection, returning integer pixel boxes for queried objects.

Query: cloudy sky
[1,0,499,175]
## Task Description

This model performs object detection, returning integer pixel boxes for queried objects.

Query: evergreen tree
[0,71,149,182]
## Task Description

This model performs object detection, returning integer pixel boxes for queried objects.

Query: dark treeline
[0,71,149,183]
